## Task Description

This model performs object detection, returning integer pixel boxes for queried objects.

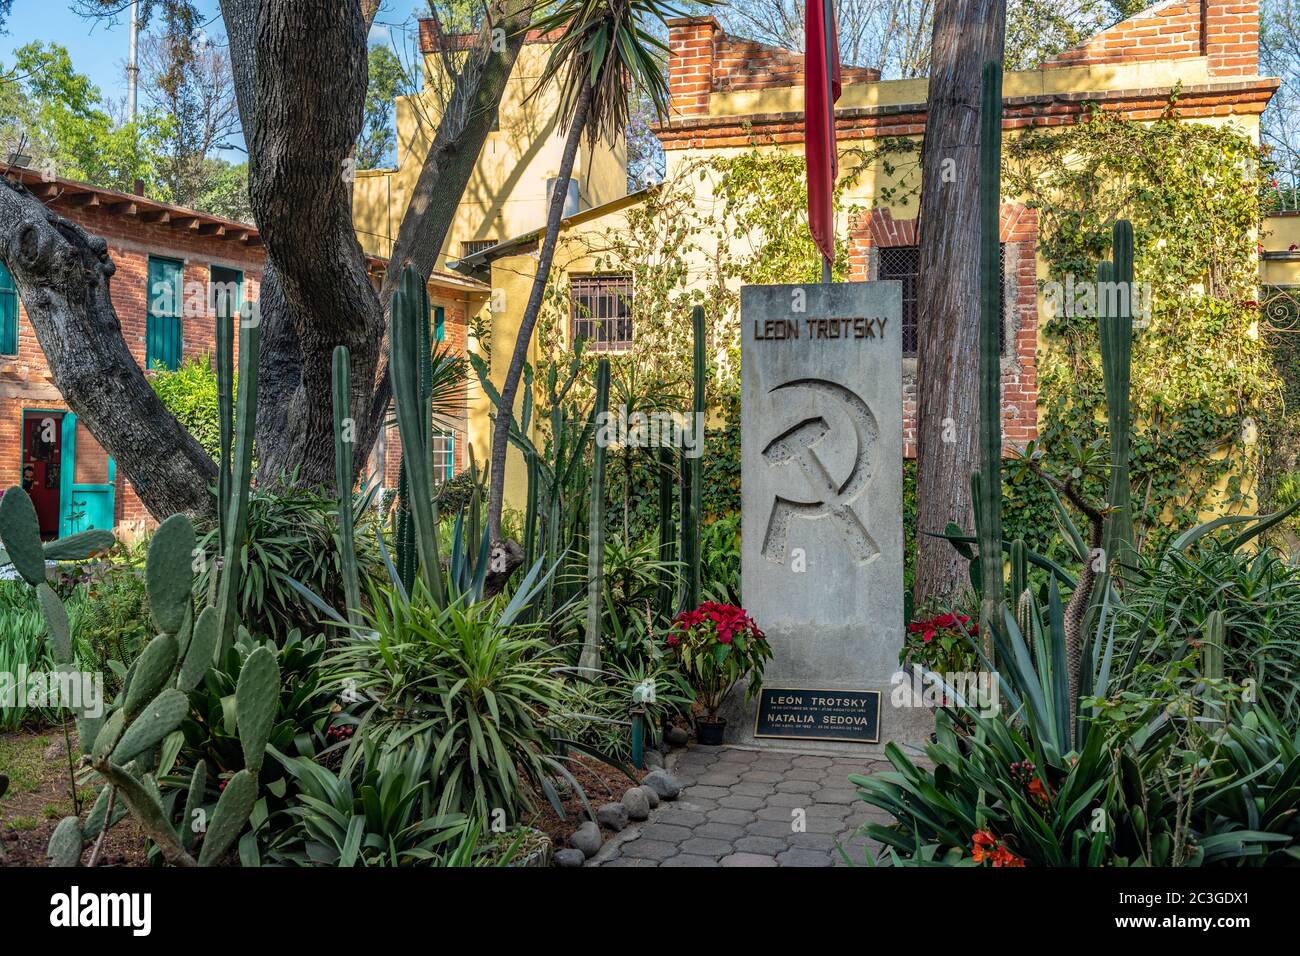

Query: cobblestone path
[589,743,894,867]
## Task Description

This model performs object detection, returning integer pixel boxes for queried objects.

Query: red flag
[805,0,841,265]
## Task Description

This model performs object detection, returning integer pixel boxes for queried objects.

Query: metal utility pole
[126,0,140,123]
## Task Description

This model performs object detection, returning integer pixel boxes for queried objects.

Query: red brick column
[666,16,720,119]
[850,204,1039,458]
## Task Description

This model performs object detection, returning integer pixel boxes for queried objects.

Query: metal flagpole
[126,0,140,123]
[821,0,834,284]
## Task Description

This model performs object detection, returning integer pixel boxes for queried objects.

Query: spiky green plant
[975,59,1005,646]
[579,358,610,676]
[332,345,362,623]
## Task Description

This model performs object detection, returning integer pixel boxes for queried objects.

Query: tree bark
[912,0,1006,613]
[486,81,593,543]
[219,1,383,490]
[0,178,217,517]
[365,1,534,454]
[0,0,536,524]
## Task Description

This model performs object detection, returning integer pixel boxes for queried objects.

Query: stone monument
[727,280,929,751]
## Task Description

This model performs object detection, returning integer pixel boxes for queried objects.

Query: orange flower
[970,829,1025,867]
[1027,778,1049,802]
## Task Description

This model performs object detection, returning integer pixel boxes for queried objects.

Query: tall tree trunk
[486,80,593,544]
[0,180,218,517]
[912,0,1006,613]
[0,0,533,523]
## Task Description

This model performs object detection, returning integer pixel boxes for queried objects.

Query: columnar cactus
[1202,609,1226,723]
[332,345,362,623]
[389,266,444,604]
[679,304,705,612]
[216,318,260,654]
[579,358,610,676]
[1100,220,1137,583]
[656,445,675,620]
[975,58,1005,643]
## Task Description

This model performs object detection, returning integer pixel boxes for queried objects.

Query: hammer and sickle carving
[760,378,879,565]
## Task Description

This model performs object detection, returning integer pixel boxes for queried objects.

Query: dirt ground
[0,722,148,867]
[522,752,648,848]
[1,721,643,866]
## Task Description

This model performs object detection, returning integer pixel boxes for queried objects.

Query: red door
[22,412,63,540]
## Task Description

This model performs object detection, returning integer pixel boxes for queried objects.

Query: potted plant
[668,601,772,745]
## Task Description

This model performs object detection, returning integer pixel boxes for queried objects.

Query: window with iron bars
[878,244,1008,356]
[570,273,633,352]
[461,239,497,258]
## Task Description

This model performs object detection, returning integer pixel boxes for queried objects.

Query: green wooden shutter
[434,305,445,343]
[0,261,17,356]
[146,257,183,371]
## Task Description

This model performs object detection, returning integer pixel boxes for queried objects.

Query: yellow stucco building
[354,2,1283,516]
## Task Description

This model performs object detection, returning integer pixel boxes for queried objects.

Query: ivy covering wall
[1005,106,1281,555]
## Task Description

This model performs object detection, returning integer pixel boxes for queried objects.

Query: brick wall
[1,190,265,532]
[848,205,1040,458]
[1041,0,1258,77]
[660,3,1269,149]
[666,17,880,120]
[3,177,479,534]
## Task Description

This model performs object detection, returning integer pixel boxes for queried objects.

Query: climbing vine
[1005,104,1281,552]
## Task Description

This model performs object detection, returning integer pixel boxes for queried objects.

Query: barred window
[461,239,496,258]
[879,245,1007,357]
[570,273,633,352]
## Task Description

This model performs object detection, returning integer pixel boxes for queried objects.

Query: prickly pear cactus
[36,510,283,868]
[11,313,279,867]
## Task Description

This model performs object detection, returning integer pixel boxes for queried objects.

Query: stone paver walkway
[590,744,894,867]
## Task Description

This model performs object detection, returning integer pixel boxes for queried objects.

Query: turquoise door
[59,414,116,536]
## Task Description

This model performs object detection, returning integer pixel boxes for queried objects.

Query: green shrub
[264,742,497,867]
[435,469,484,517]
[1120,540,1300,721]
[323,585,580,825]
[699,511,740,605]
[149,356,224,461]
[163,630,332,843]
[70,546,151,693]
[193,481,386,641]
[546,650,693,760]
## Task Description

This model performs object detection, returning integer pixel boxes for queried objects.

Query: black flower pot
[696,717,726,746]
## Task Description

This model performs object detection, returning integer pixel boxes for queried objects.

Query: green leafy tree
[1,42,165,192]
[140,13,243,214]
[357,44,408,170]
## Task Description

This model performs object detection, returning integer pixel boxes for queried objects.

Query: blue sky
[3,0,427,149]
